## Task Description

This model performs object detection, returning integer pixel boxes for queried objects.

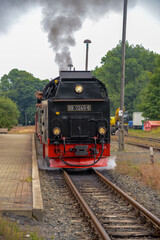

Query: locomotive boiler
[36,70,110,168]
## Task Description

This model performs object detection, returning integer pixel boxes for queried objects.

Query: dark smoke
[0,0,160,69]
[40,0,137,69]
[0,0,136,70]
[0,0,38,34]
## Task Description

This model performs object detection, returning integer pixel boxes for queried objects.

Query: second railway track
[111,135,160,151]
[63,169,160,240]
[125,136,160,143]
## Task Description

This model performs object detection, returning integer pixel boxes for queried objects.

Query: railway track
[111,135,160,151]
[125,135,160,143]
[40,170,97,240]
[63,169,160,240]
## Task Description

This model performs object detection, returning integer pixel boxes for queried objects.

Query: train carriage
[36,71,110,168]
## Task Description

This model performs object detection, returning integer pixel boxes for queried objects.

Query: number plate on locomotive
[67,105,91,111]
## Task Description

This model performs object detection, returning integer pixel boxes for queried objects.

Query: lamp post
[84,39,91,71]
[119,0,128,151]
[68,64,73,71]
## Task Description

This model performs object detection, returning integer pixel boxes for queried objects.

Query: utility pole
[119,0,128,151]
[25,111,27,126]
[84,39,91,71]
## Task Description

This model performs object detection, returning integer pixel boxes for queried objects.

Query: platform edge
[32,134,43,221]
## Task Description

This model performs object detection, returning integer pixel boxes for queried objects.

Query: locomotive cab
[39,71,110,168]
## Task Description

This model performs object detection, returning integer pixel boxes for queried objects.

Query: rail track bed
[39,170,96,240]
[64,169,160,240]
[111,135,160,151]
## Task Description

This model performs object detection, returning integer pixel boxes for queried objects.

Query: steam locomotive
[36,71,110,168]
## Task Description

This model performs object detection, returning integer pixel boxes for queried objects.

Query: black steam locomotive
[36,71,110,168]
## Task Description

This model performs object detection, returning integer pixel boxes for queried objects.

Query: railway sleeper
[108,231,160,237]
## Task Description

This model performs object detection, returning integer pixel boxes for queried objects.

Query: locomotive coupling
[69,145,88,156]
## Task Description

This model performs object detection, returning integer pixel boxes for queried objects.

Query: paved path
[0,134,32,216]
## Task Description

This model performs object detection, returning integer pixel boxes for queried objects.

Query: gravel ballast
[103,141,160,218]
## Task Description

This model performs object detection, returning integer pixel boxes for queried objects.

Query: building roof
[144,121,160,126]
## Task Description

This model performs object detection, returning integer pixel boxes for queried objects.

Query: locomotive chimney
[84,39,91,71]
[68,64,73,71]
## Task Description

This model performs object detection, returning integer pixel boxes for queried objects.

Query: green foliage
[93,41,160,118]
[0,69,49,125]
[29,232,44,240]
[0,97,19,130]
[138,68,160,119]
[24,176,34,183]
[0,215,44,240]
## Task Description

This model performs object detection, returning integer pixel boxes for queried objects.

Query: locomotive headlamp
[53,127,61,136]
[75,85,83,94]
[98,127,106,135]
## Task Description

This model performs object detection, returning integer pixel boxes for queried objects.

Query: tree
[138,68,160,119]
[0,69,49,125]
[0,97,19,130]
[124,71,150,119]
[92,41,160,117]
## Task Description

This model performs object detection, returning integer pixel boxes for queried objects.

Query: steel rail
[125,135,160,143]
[95,170,160,229]
[112,135,160,143]
[126,142,160,151]
[63,169,111,240]
[111,136,160,151]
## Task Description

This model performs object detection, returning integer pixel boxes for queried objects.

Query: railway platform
[0,134,43,220]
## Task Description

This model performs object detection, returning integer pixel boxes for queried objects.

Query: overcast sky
[0,1,160,80]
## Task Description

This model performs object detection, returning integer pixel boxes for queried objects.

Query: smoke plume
[0,0,160,69]
[0,0,38,34]
[94,156,117,170]
[40,0,137,69]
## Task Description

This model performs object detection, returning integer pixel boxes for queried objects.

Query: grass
[128,127,160,138]
[8,126,35,134]
[116,160,160,192]
[0,215,44,240]
[24,177,34,183]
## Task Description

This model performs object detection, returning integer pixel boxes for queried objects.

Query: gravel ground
[100,169,160,218]
[110,139,160,166]
[3,140,160,240]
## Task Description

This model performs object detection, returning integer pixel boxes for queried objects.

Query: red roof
[144,121,160,126]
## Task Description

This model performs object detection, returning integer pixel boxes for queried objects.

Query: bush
[0,97,19,130]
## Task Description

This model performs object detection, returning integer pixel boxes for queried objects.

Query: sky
[0,1,160,80]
